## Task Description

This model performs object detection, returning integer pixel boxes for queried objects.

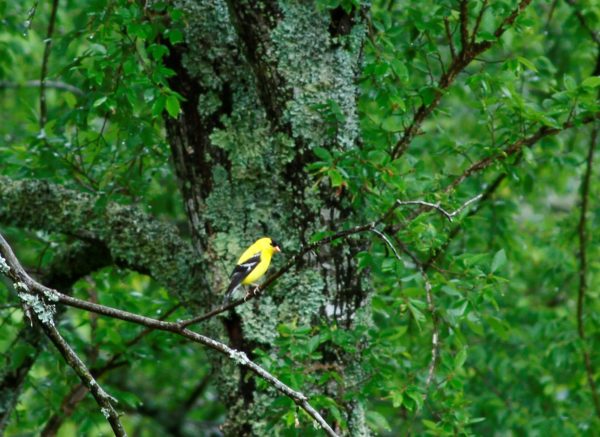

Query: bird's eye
[270,239,280,248]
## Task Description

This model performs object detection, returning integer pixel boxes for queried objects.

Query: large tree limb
[0,176,204,302]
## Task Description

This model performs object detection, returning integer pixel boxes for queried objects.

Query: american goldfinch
[224,237,282,302]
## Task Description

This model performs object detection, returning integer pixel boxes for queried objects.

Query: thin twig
[370,229,404,263]
[41,304,182,436]
[576,125,600,418]
[181,193,484,327]
[419,265,438,392]
[394,194,483,222]
[0,234,339,437]
[0,80,83,96]
[459,0,469,52]
[393,240,439,394]
[446,114,600,193]
[39,0,60,131]
[444,18,456,60]
[471,0,488,43]
[24,0,40,31]
[177,222,379,328]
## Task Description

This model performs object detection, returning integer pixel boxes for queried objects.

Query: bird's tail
[223,283,238,303]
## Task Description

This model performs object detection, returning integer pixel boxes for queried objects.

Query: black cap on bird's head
[270,239,282,253]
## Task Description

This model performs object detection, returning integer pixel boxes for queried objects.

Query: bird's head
[269,238,282,254]
[257,237,282,254]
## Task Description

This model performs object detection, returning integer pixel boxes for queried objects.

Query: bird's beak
[274,246,282,253]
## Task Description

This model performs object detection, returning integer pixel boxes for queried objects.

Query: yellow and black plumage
[224,237,282,302]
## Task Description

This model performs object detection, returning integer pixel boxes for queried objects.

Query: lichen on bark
[169,0,371,434]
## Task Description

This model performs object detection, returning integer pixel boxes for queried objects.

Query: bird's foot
[244,285,261,301]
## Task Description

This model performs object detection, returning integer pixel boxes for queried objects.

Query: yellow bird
[224,237,282,302]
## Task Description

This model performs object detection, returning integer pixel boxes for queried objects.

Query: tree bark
[164,1,369,434]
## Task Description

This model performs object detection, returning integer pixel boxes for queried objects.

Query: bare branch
[390,236,440,393]
[0,242,125,435]
[39,321,127,436]
[394,194,483,222]
[370,228,404,263]
[178,221,379,327]
[0,234,339,437]
[419,265,438,392]
[181,192,484,327]
[576,125,600,418]
[41,304,181,436]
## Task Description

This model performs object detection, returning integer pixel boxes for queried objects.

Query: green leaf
[366,411,391,432]
[165,95,180,118]
[152,95,166,117]
[454,348,467,369]
[563,74,577,91]
[517,56,538,72]
[582,76,600,88]
[314,146,333,161]
[408,299,426,329]
[93,96,107,107]
[64,92,77,108]
[419,86,437,105]
[491,249,507,273]
[381,116,404,132]
[328,168,343,187]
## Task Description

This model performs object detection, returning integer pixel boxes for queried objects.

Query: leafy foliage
[1,0,599,435]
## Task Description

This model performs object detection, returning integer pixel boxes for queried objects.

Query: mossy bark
[165,1,370,434]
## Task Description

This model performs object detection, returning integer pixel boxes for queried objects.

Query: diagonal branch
[0,234,339,437]
[180,193,484,327]
[0,246,125,435]
[576,125,600,418]
[394,194,483,222]
[445,114,600,193]
[392,0,533,159]
[41,304,181,437]
[0,240,112,432]
[39,320,127,436]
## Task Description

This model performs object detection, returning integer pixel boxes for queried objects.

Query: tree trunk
[165,0,369,434]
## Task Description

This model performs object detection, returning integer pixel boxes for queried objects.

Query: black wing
[224,252,261,301]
